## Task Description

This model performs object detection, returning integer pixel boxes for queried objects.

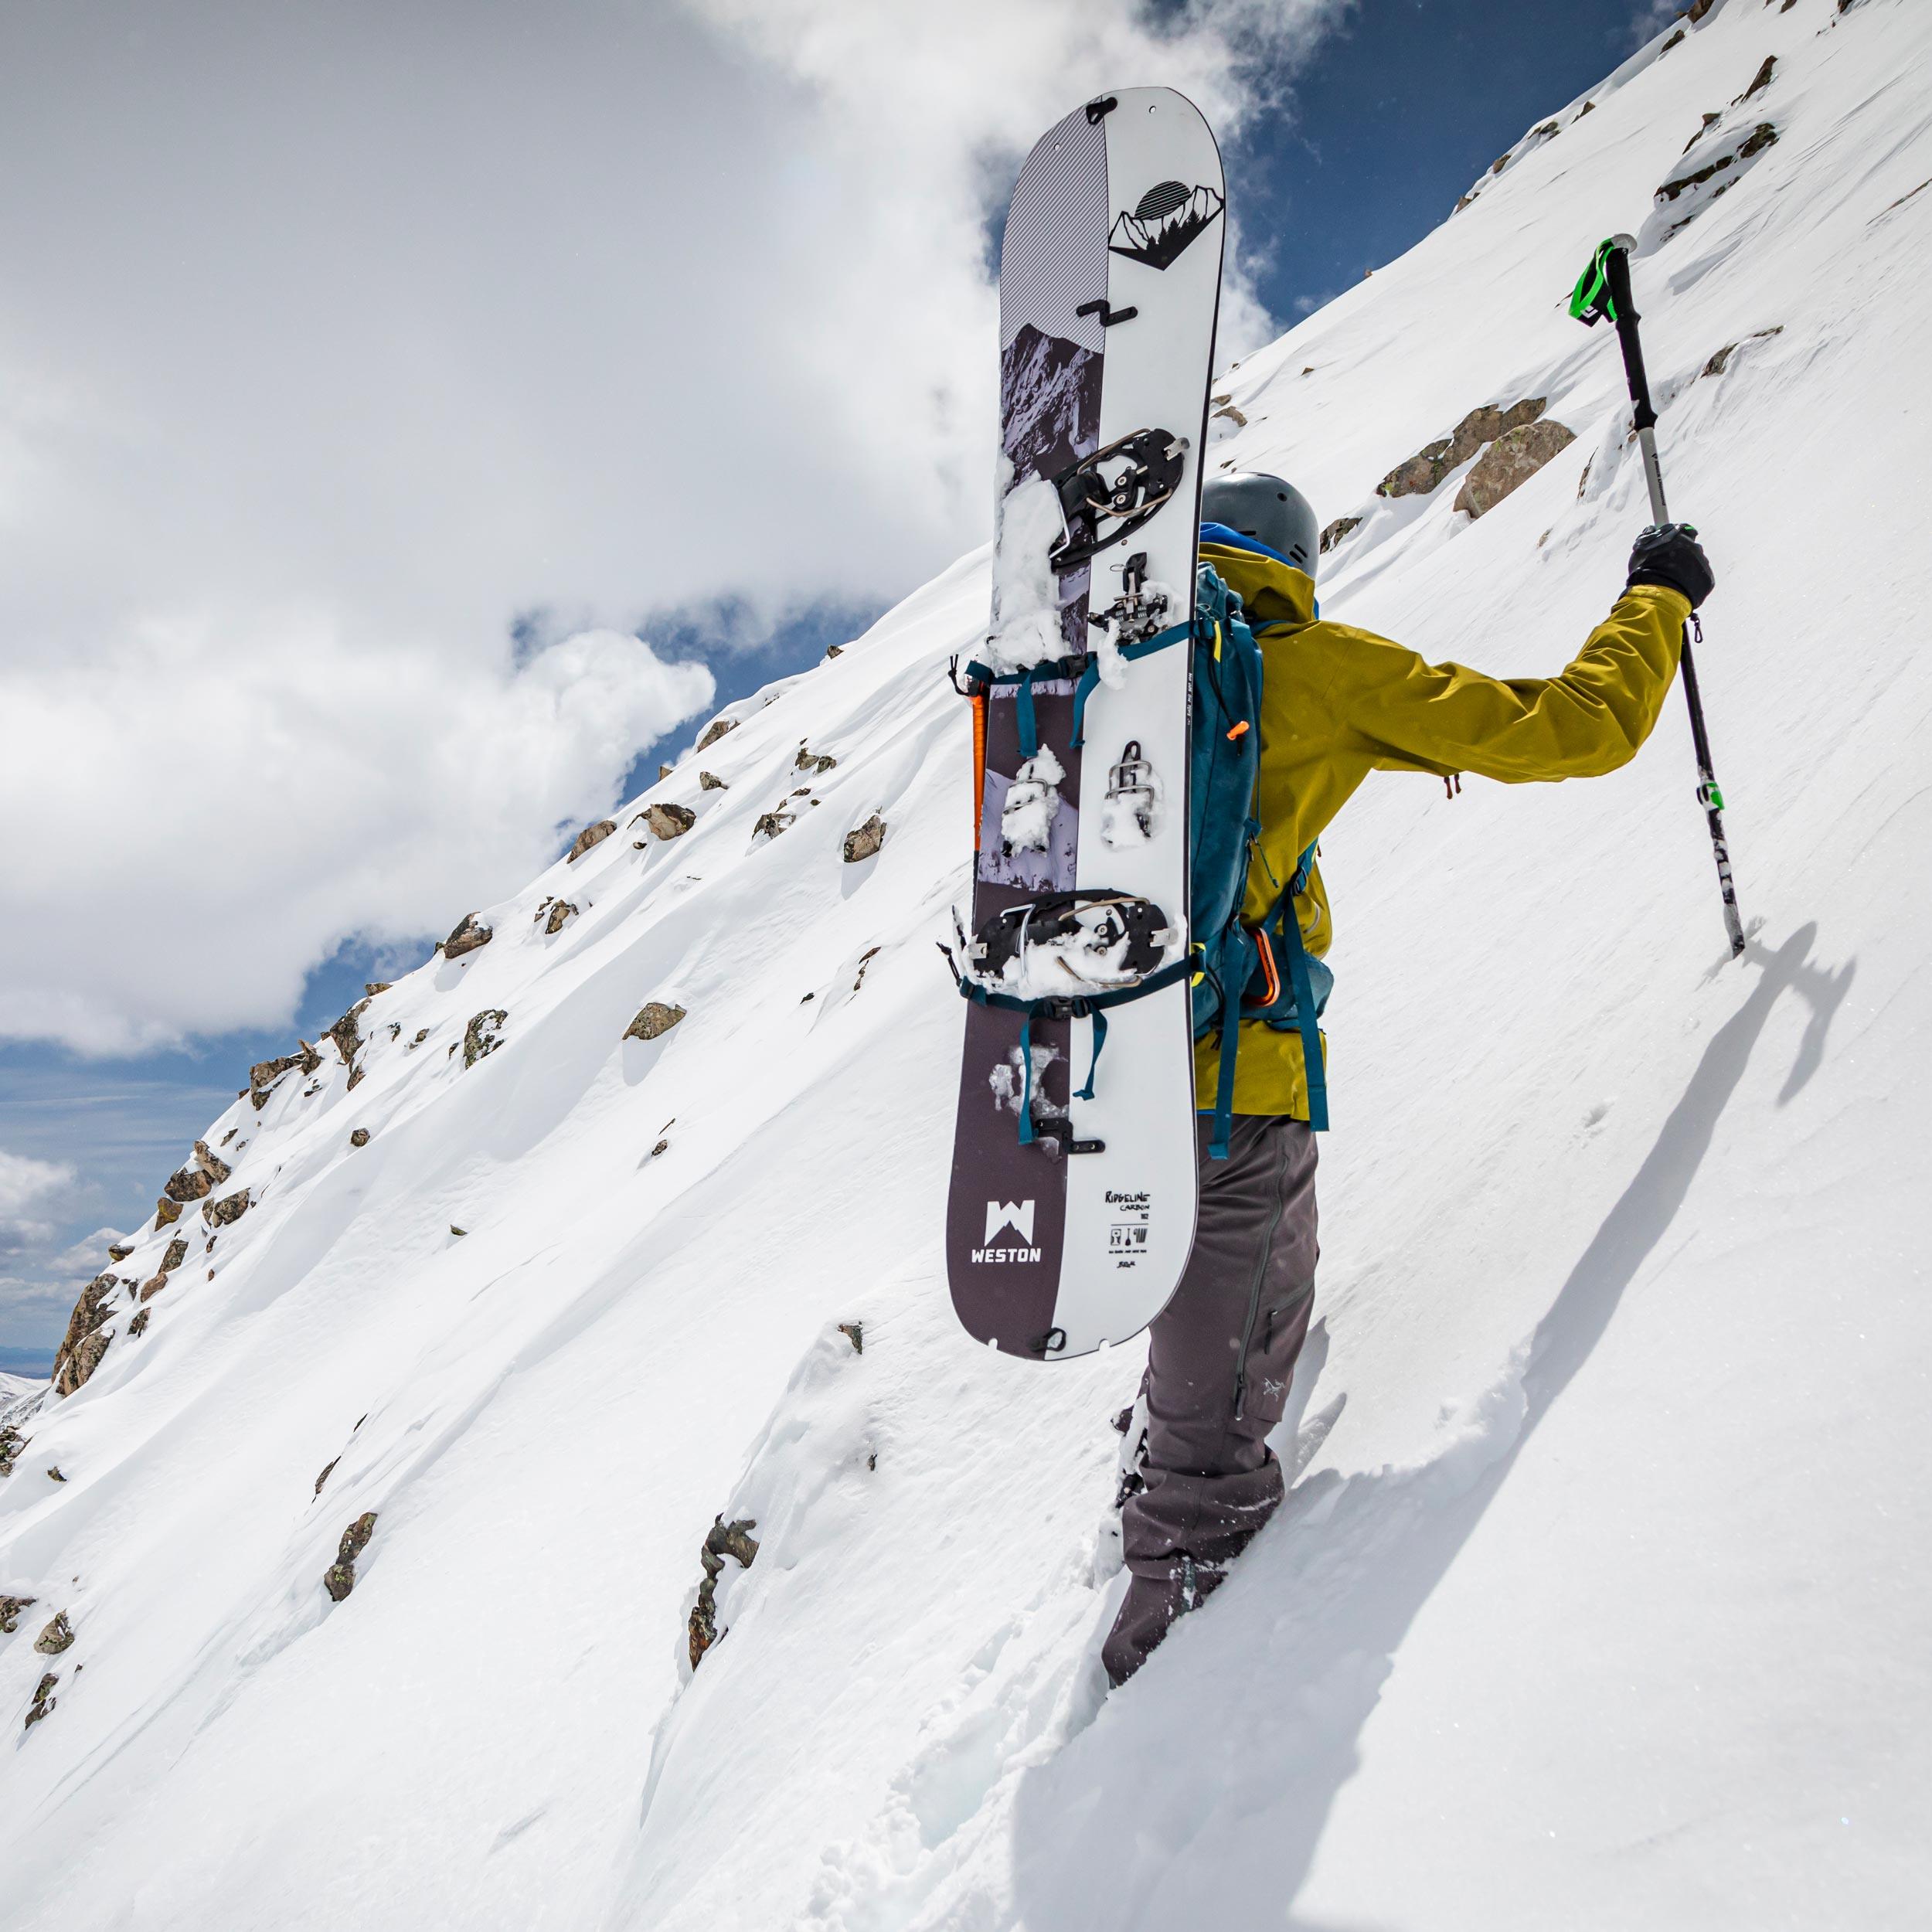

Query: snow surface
[5,2,1930,1925]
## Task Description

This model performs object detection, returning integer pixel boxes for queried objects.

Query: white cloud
[0,1151,78,1252]
[0,0,1335,1054]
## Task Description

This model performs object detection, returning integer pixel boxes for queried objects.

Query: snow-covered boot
[1094,1389,1151,1583]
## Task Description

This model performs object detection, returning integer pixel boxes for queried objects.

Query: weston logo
[974,1199,1041,1265]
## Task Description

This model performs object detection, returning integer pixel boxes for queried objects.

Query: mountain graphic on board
[1107,180,1224,270]
[999,321,1100,482]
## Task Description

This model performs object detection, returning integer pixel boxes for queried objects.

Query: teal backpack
[954,553,1332,1160]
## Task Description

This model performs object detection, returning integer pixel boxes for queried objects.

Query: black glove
[1627,522,1715,608]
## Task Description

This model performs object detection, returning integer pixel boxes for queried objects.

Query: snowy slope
[5,2,1930,1925]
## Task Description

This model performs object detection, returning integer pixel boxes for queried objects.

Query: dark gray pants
[1103,1114,1318,1685]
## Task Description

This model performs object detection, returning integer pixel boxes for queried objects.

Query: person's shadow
[1005,922,1854,1929]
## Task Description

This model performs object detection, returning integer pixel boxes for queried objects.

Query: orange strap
[970,691,988,850]
[1249,928,1281,1009]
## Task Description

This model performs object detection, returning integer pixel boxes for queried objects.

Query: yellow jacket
[1195,539,1690,1117]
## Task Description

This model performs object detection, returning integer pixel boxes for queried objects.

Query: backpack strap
[1268,843,1329,1131]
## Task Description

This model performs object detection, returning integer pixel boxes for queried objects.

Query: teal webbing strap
[1075,1007,1107,1101]
[1210,950,1243,1161]
[1015,668,1039,760]
[1277,899,1328,1132]
[1017,1014,1035,1146]
[1069,617,1192,748]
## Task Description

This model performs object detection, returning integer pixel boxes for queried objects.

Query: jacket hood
[1200,539,1318,632]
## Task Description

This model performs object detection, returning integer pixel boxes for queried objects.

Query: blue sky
[0,0,1668,1369]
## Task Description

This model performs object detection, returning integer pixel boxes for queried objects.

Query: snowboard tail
[947,88,1224,1361]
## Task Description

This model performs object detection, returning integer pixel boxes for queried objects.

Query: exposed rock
[651,1139,669,1158]
[823,644,844,660]
[325,998,372,1066]
[463,1009,509,1069]
[1377,399,1547,498]
[450,1225,468,1237]
[444,911,495,958]
[658,762,675,781]
[1210,400,1248,428]
[794,747,838,774]
[852,946,882,994]
[624,1002,686,1043]
[838,1321,864,1355]
[53,1274,120,1396]
[349,1128,371,1148]
[33,1611,73,1656]
[323,1511,378,1602]
[1659,27,1685,53]
[642,802,697,840]
[566,819,617,863]
[753,806,798,842]
[0,1594,36,1633]
[248,1046,316,1109]
[688,1516,760,1671]
[202,1189,253,1229]
[364,981,393,998]
[1684,110,1722,153]
[842,813,886,864]
[46,1466,66,1482]
[545,900,577,934]
[128,1308,151,1337]
[696,716,738,751]
[107,1242,134,1264]
[315,1457,339,1495]
[1453,419,1577,519]
[163,1162,215,1204]
[161,1237,188,1273]
[0,1427,26,1478]
[1701,324,1783,377]
[1657,122,1778,202]
[1319,515,1363,555]
[140,1273,168,1304]
[407,1027,429,1049]
[698,770,728,791]
[25,1672,57,1729]
[346,1064,366,1091]
[155,1196,183,1228]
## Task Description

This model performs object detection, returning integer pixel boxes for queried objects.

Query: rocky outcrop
[640,802,696,840]
[107,1241,134,1264]
[544,900,577,934]
[24,1672,57,1730]
[0,1594,35,1632]
[794,747,837,775]
[324,1512,378,1601]
[349,1128,370,1148]
[128,1308,151,1337]
[249,1043,319,1109]
[325,999,372,1066]
[698,770,728,791]
[842,813,886,864]
[141,1236,191,1301]
[315,1457,339,1495]
[1658,121,1778,205]
[1702,324,1783,377]
[202,1189,252,1230]
[1319,515,1362,555]
[163,1162,216,1204]
[443,912,495,959]
[566,820,617,863]
[1452,419,1577,519]
[624,1002,686,1043]
[33,1611,73,1655]
[1377,400,1548,499]
[696,716,738,752]
[688,1516,760,1671]
[0,1428,26,1478]
[53,1274,120,1396]
[154,1196,183,1228]
[838,1321,864,1355]
[463,1009,509,1069]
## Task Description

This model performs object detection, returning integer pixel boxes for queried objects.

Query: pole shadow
[1002,923,1853,1930]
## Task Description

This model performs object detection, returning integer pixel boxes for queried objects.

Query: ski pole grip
[1603,241,1658,435]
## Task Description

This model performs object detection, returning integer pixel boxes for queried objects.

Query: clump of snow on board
[998,744,1064,852]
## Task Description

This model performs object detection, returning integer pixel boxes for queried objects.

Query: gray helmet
[1201,471,1319,578]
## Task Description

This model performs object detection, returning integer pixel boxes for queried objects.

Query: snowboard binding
[963,889,1175,997]
[1089,550,1172,647]
[1049,430,1189,573]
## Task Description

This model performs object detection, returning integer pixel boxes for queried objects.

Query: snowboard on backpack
[944,87,1225,1361]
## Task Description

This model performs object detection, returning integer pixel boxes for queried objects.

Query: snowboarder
[1104,471,1716,1685]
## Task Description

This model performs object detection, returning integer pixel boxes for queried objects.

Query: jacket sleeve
[1320,585,1689,783]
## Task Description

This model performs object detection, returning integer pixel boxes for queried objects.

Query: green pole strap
[1568,237,1622,328]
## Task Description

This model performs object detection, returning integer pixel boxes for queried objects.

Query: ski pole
[1570,233,1745,959]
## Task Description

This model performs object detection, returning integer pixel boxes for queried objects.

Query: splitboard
[944,87,1224,1360]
